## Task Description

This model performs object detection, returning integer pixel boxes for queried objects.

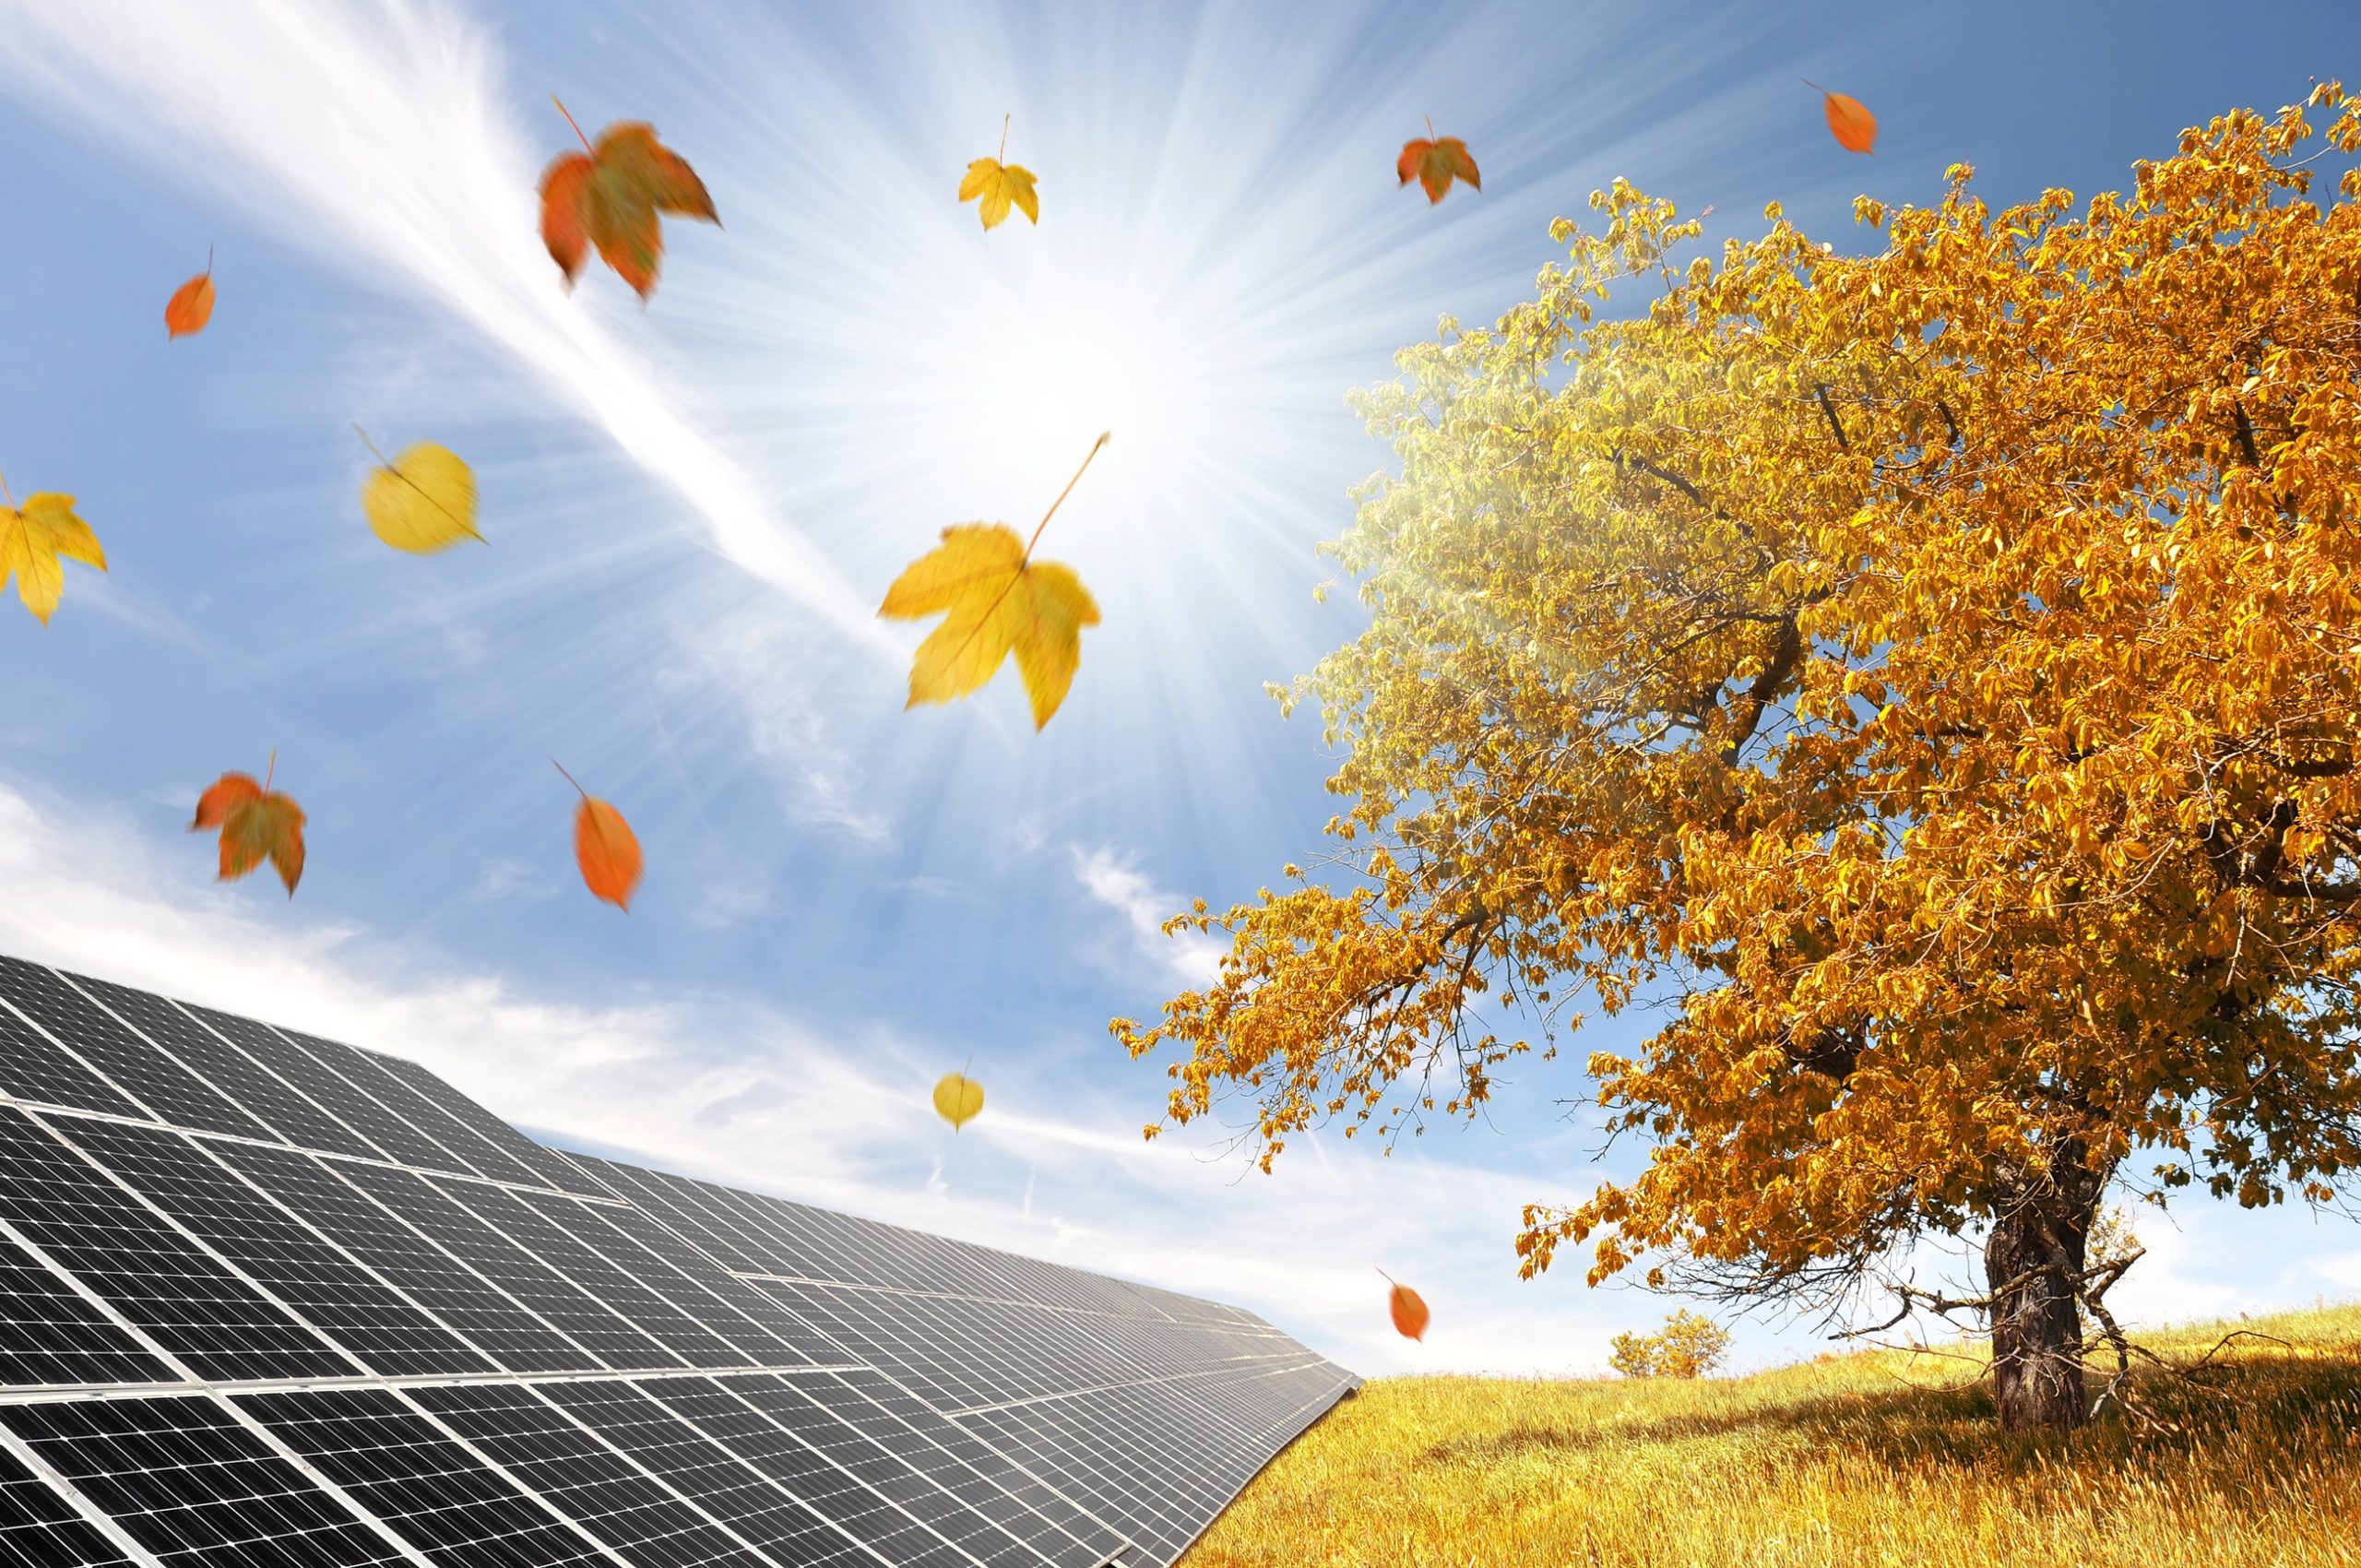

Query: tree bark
[1984,1142,2106,1432]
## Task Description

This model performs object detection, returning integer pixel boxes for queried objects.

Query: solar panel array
[0,954,1356,1566]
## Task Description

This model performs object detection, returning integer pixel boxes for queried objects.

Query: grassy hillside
[1184,1302,2361,1568]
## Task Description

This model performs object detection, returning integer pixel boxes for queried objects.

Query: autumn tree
[1608,1311,1733,1380]
[1117,89,2361,1432]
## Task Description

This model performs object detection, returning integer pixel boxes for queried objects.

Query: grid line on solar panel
[0,1425,151,1566]
[630,1376,983,1568]
[0,1393,424,1567]
[363,1056,612,1199]
[0,961,274,1143]
[266,1031,552,1191]
[0,1217,182,1390]
[810,1370,1123,1568]
[0,991,148,1125]
[205,1144,601,1379]
[535,1377,886,1566]
[721,1374,1081,1568]
[0,1107,354,1384]
[405,1382,774,1568]
[234,1386,619,1568]
[48,1118,498,1382]
[420,1182,745,1370]
[511,1192,833,1369]
[57,974,394,1169]
[233,1025,486,1180]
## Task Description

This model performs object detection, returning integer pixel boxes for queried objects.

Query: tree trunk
[1984,1142,2106,1433]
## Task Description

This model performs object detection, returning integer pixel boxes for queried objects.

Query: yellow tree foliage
[1608,1310,1733,1380]
[1116,89,2361,1431]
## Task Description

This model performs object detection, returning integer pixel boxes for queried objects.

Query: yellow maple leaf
[0,478,106,624]
[958,114,1038,230]
[880,434,1107,729]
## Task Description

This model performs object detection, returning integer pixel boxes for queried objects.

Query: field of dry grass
[1184,1302,2361,1568]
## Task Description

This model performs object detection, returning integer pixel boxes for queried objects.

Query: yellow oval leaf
[932,1073,985,1131]
[361,439,482,553]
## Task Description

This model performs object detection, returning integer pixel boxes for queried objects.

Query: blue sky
[3,0,2359,1379]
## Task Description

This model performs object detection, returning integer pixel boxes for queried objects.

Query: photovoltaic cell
[236,1386,611,1568]
[0,1227,177,1389]
[51,1119,493,1380]
[404,1382,770,1568]
[56,976,383,1165]
[0,1108,353,1384]
[0,960,273,1143]
[0,1443,137,1567]
[0,1395,409,1567]
[205,1143,588,1376]
[806,1371,1120,1568]
[512,1191,832,1367]
[422,1182,743,1369]
[637,1377,971,1568]
[0,994,144,1123]
[273,1036,546,1190]
[533,1378,872,1566]
[721,1376,1052,1568]
[329,1164,658,1371]
[367,1055,611,1198]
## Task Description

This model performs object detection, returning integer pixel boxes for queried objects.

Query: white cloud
[465,857,556,904]
[1071,845,1225,986]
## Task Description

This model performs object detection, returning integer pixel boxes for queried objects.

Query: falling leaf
[1381,1270,1430,1341]
[880,433,1107,729]
[0,474,105,624]
[1397,123,1479,204]
[1808,82,1877,154]
[932,1072,986,1131]
[356,428,481,552]
[165,246,215,339]
[540,97,718,300]
[958,113,1038,230]
[556,760,642,910]
[192,758,306,896]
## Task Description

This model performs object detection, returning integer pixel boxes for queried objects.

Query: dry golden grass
[1185,1302,2361,1568]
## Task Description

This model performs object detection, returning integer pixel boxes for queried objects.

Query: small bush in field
[1608,1310,1733,1379]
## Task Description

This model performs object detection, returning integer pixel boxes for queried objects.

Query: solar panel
[0,954,1356,1565]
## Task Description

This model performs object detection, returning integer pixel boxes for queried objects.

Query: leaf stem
[1800,77,1827,96]
[1424,115,1434,141]
[955,1052,974,1135]
[1376,1266,1397,1286]
[552,95,595,156]
[263,749,276,792]
[1024,432,1110,561]
[204,243,214,279]
[0,469,13,508]
[998,112,1009,162]
[552,758,588,801]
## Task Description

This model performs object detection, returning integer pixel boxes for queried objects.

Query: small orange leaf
[1397,128,1479,204]
[1380,1269,1430,1340]
[166,247,216,338]
[557,760,642,909]
[1813,85,1877,154]
[191,758,304,896]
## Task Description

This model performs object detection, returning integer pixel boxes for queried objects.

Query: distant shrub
[1608,1310,1733,1379]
